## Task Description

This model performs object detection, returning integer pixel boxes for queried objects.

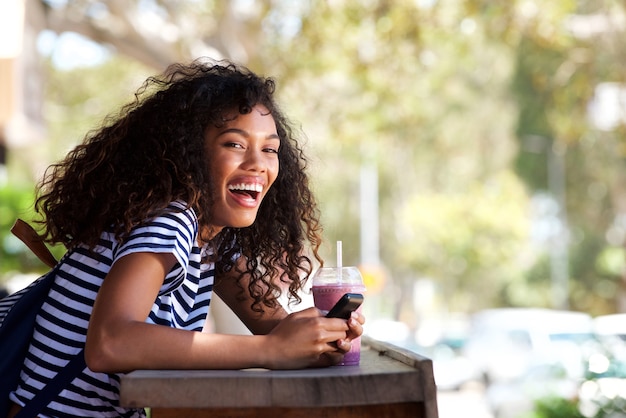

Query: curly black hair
[35,59,323,311]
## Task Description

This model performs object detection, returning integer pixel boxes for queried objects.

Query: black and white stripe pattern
[7,202,215,417]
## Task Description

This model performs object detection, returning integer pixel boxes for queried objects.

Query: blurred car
[485,362,581,418]
[594,313,626,344]
[578,313,626,417]
[579,376,626,418]
[462,308,595,385]
[462,308,604,417]
[488,312,626,418]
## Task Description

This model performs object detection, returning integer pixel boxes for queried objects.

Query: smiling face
[204,105,280,235]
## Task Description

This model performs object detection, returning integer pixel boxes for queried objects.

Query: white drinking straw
[337,241,342,269]
[337,241,343,282]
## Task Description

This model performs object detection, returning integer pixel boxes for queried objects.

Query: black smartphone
[325,293,364,319]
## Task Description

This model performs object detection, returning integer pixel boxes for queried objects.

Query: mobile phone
[325,293,364,319]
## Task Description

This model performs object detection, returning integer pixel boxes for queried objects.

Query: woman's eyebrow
[218,128,280,140]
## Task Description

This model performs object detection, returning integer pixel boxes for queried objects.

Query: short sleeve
[113,203,198,279]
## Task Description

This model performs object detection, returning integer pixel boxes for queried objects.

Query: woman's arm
[85,251,351,373]
[213,257,366,367]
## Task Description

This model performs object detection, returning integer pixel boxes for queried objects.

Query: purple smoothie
[312,268,366,366]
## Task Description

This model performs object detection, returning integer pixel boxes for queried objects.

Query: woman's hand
[311,310,366,367]
[264,307,366,369]
[344,310,365,345]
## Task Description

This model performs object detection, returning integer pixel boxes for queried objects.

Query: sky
[37,30,110,70]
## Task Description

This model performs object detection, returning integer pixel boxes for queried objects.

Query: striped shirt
[6,202,214,417]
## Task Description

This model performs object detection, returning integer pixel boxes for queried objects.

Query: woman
[7,60,364,417]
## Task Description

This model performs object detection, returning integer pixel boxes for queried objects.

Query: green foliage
[263,0,626,314]
[596,247,626,277]
[395,171,531,310]
[0,185,49,277]
[527,396,584,418]
[43,56,153,161]
[10,0,624,315]
[266,0,526,312]
[2,56,148,280]
[508,2,625,314]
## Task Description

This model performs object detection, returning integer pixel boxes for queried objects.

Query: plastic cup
[311,266,366,366]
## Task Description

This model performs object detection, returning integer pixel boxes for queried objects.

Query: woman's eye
[224,142,244,149]
[264,147,279,154]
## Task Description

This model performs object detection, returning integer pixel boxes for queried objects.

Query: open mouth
[228,183,263,201]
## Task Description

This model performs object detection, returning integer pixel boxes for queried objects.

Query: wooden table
[120,337,438,418]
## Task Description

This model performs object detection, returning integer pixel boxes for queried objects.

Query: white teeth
[228,183,263,192]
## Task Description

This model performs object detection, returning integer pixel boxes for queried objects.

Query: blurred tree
[269,0,626,314]
[269,0,528,314]
[5,0,624,317]
[396,172,531,312]
[507,1,626,313]
[37,0,269,70]
[0,186,42,274]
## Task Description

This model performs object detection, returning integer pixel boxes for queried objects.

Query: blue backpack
[0,220,86,418]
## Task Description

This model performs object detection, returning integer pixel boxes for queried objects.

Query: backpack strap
[10,219,57,268]
[15,349,86,418]
[8,220,85,417]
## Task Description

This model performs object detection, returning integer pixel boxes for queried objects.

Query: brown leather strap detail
[10,219,58,268]
[7,401,21,418]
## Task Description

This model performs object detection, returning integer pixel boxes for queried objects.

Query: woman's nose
[242,148,266,172]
